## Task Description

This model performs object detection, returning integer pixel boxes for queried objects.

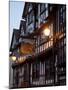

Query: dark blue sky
[9,1,25,45]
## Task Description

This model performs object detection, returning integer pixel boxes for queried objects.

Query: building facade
[10,2,66,88]
[9,29,20,88]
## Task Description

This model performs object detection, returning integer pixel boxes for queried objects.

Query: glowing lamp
[11,56,16,61]
[43,28,50,36]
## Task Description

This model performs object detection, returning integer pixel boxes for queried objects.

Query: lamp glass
[11,56,16,61]
[43,28,50,36]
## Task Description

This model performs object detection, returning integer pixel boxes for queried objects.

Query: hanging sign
[20,42,35,55]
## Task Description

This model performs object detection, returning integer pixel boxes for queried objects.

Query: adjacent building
[9,29,20,88]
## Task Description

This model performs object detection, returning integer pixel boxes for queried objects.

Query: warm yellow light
[43,28,50,36]
[11,56,16,61]
[17,56,26,63]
